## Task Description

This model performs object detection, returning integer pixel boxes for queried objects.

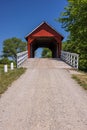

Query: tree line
[58,0,87,71]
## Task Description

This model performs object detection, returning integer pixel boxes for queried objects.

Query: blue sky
[0,0,68,57]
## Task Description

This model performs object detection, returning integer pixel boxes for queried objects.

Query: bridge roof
[25,21,64,41]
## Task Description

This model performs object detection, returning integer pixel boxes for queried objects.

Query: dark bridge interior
[30,37,58,58]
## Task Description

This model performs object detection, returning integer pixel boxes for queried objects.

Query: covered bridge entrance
[25,22,64,58]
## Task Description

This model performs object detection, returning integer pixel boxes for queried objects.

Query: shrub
[0,58,11,64]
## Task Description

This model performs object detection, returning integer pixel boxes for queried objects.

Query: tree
[3,37,27,62]
[41,48,52,58]
[57,0,87,71]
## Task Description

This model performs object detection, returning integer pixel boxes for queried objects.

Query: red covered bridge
[25,22,64,58]
[17,22,79,69]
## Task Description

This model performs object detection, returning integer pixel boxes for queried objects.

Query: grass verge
[72,73,87,90]
[0,68,26,95]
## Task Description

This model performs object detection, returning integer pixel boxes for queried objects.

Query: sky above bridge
[0,0,68,57]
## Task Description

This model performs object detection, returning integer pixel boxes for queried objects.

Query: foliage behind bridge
[58,0,87,71]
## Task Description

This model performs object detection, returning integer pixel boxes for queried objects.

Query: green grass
[0,64,4,73]
[0,67,26,95]
[72,73,87,90]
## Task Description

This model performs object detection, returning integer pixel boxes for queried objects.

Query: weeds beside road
[72,73,87,90]
[0,67,26,95]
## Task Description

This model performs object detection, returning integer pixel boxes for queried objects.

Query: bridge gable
[25,22,63,40]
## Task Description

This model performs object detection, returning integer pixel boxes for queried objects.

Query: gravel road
[0,58,87,130]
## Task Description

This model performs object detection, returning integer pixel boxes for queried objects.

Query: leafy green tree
[41,48,52,58]
[58,0,87,71]
[3,37,27,62]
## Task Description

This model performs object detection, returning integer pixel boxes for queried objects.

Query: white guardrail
[61,51,79,69]
[17,51,28,68]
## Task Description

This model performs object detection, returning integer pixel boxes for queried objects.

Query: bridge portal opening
[30,37,58,58]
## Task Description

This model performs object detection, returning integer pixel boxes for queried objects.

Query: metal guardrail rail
[17,51,28,68]
[61,51,79,69]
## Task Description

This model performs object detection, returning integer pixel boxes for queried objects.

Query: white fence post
[11,62,14,70]
[17,51,28,68]
[4,65,8,72]
[76,55,79,69]
[61,51,79,69]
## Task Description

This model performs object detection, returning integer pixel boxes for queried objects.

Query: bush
[0,58,11,64]
[79,58,87,72]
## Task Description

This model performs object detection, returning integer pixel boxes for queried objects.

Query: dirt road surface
[0,59,87,130]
